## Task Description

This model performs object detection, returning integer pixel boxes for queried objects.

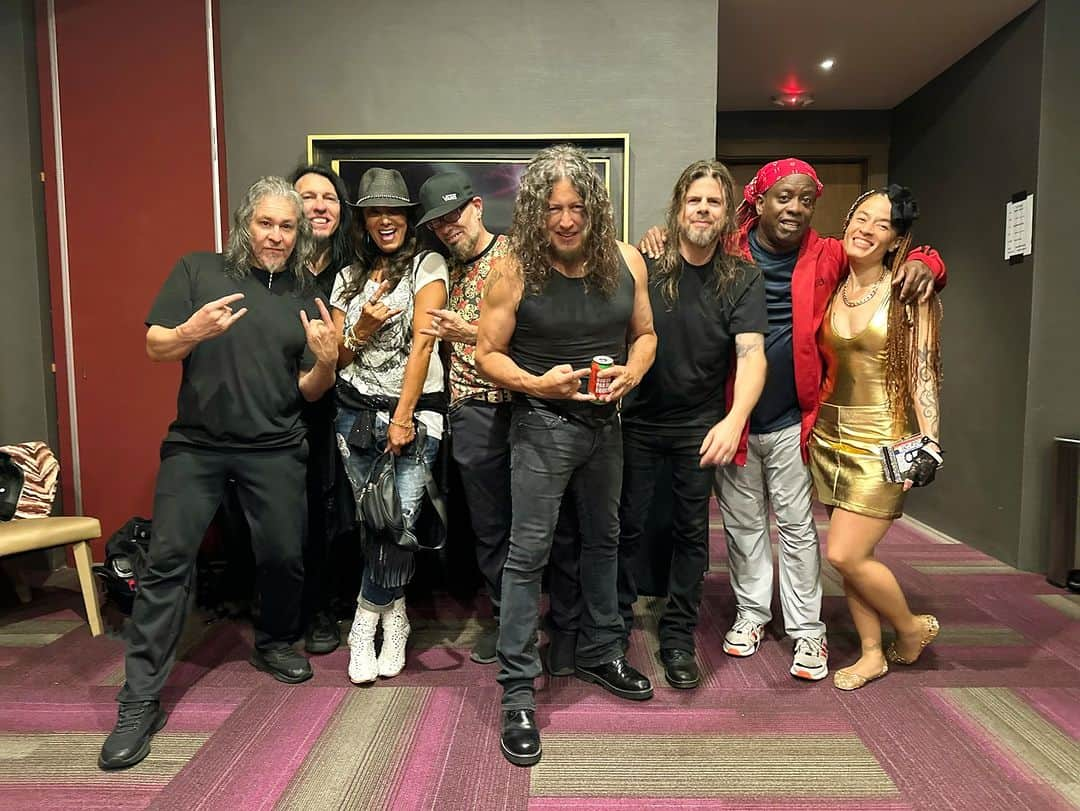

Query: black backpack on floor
[94,516,152,614]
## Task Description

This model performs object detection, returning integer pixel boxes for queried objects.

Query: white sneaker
[724,616,765,657]
[791,635,829,681]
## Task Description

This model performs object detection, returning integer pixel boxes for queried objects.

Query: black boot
[305,611,341,655]
[98,700,168,770]
[575,657,653,700]
[659,648,701,689]
[500,709,542,766]
[250,646,313,684]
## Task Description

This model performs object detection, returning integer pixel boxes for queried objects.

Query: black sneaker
[250,646,313,684]
[98,700,168,770]
[470,625,498,664]
[305,611,341,655]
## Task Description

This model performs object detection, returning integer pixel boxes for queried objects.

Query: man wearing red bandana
[641,158,945,681]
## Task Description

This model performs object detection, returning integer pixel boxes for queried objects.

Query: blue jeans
[335,408,439,610]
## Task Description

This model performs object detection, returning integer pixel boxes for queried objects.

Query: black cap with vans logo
[417,172,476,226]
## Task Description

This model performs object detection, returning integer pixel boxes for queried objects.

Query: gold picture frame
[307,133,630,239]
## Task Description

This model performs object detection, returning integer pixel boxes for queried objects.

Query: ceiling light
[819,58,835,70]
[772,93,815,108]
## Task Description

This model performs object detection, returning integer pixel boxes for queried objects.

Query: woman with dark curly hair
[329,168,448,685]
[810,184,944,690]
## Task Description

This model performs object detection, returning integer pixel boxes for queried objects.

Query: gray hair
[224,175,314,289]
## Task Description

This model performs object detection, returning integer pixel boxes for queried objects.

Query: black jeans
[301,398,341,622]
[118,442,306,702]
[497,406,624,711]
[449,400,581,632]
[617,426,711,653]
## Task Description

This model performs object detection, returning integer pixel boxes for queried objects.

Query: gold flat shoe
[833,663,888,691]
[886,614,940,665]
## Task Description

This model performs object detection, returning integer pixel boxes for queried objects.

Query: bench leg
[71,540,104,637]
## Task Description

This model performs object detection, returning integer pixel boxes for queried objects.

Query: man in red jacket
[718,159,945,681]
[640,158,945,682]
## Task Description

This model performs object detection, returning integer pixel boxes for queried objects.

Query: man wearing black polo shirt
[98,176,338,771]
[617,160,767,689]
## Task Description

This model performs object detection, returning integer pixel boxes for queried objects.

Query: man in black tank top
[476,145,657,767]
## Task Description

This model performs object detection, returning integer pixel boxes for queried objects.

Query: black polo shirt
[146,251,316,449]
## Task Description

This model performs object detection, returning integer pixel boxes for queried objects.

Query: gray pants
[497,406,624,711]
[716,423,825,639]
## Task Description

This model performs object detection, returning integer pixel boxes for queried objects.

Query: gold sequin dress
[809,287,914,519]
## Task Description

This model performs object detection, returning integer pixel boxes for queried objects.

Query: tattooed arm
[699,333,767,466]
[911,297,941,442]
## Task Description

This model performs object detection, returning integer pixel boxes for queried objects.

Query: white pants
[717,423,825,639]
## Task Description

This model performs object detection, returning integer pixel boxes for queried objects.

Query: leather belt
[455,389,513,406]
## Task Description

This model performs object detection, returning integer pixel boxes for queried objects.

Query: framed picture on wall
[308,133,630,240]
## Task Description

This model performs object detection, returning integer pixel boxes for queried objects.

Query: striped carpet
[0,506,1077,810]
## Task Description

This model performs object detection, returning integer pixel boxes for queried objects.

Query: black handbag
[358,450,406,542]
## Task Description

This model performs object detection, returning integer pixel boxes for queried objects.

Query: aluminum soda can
[588,355,614,398]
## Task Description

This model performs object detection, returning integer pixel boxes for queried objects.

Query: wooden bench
[0,516,104,636]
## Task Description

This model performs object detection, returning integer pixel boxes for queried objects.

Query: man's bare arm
[598,242,656,401]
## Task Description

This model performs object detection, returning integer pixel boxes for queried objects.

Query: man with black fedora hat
[417,172,581,673]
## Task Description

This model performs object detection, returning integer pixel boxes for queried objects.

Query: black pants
[497,407,623,711]
[617,426,711,653]
[300,400,342,622]
[449,400,581,632]
[118,442,307,702]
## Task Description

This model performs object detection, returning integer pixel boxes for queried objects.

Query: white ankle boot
[377,597,410,678]
[348,605,379,684]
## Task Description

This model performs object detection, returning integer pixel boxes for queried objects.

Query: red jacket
[728,223,946,465]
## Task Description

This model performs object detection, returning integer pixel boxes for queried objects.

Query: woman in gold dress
[809,185,944,690]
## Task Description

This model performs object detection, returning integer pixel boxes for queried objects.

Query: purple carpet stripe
[527,799,914,810]
[144,686,346,811]
[1018,687,1080,740]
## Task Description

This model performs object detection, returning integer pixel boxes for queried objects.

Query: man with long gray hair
[477,145,657,767]
[98,176,339,771]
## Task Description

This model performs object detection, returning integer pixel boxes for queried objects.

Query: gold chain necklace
[841,266,888,307]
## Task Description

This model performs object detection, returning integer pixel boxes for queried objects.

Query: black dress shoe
[250,646,313,684]
[305,611,341,655]
[543,630,576,677]
[98,700,168,770]
[500,709,541,766]
[659,648,701,689]
[575,657,653,700]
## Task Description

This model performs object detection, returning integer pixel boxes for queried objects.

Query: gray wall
[219,0,718,242]
[890,4,1055,568]
[0,0,57,450]
[1019,0,1080,570]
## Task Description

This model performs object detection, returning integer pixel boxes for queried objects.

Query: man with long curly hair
[477,145,657,767]
[99,177,339,771]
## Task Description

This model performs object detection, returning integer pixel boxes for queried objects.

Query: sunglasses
[425,202,471,230]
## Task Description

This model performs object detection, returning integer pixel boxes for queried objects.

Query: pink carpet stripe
[389,687,464,807]
[527,799,914,810]
[145,686,347,811]
[1017,687,1080,740]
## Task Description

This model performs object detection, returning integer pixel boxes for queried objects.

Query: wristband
[389,417,413,430]
[343,324,365,353]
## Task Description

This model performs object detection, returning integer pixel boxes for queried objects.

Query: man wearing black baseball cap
[418,172,581,674]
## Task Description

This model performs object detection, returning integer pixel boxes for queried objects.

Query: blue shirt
[748,229,802,434]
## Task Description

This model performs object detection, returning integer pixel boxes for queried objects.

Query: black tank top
[511,252,634,424]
